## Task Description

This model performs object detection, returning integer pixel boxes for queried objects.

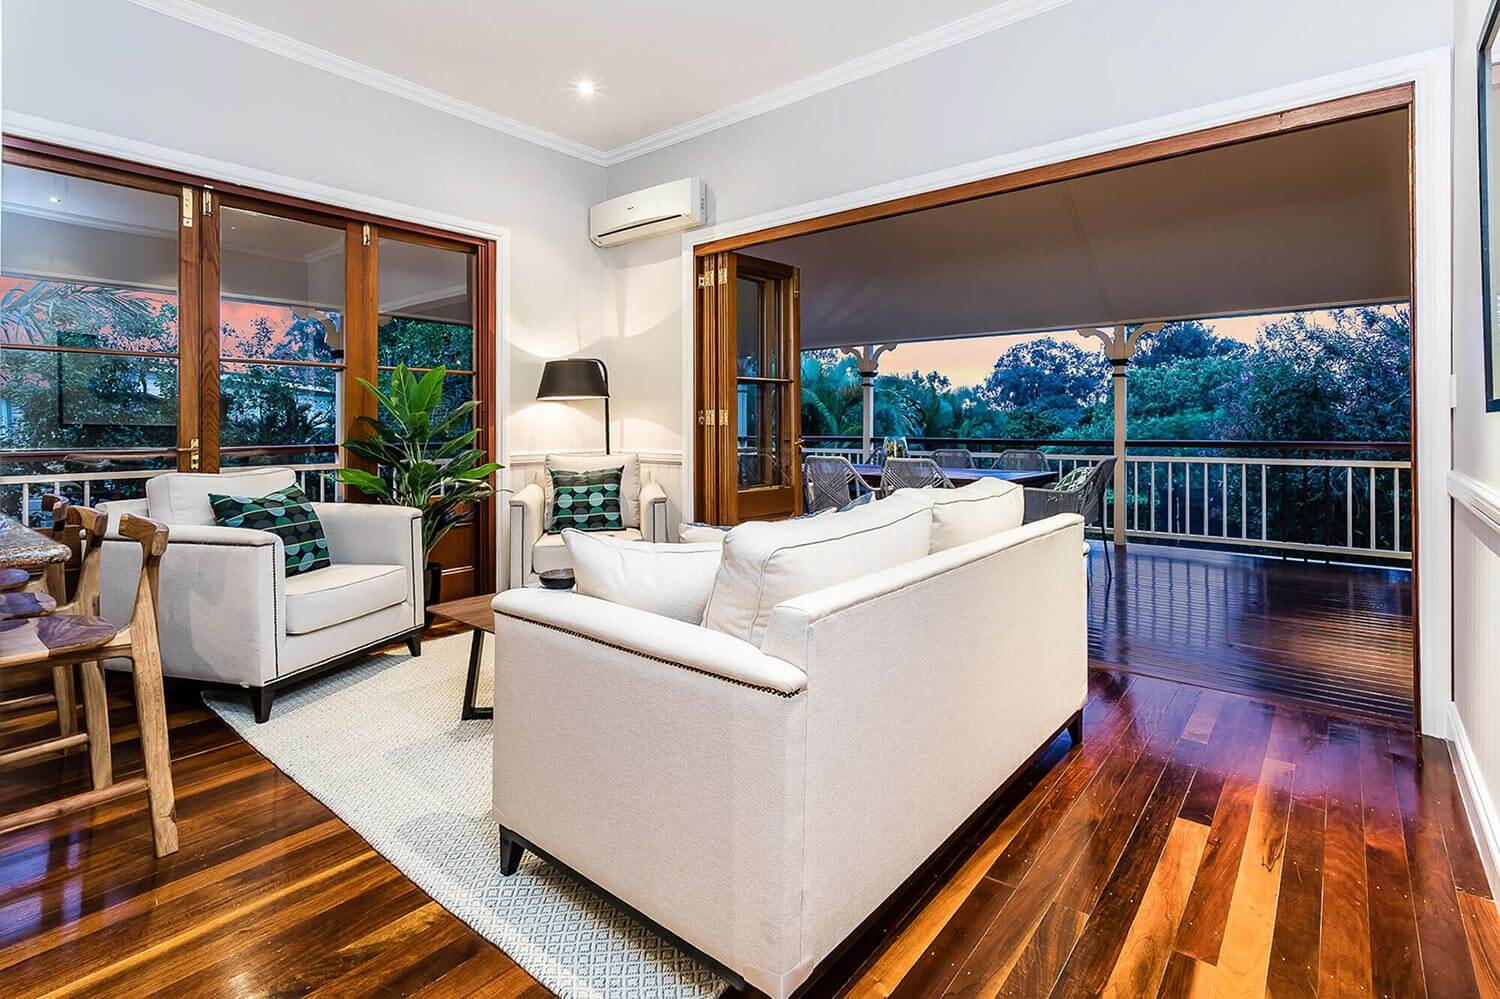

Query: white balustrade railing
[0,463,342,526]
[800,442,1411,562]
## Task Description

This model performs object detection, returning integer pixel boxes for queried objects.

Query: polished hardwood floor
[0,556,1479,998]
[1087,544,1414,724]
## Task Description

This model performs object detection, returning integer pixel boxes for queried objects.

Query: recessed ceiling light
[48,195,62,204]
[574,78,597,98]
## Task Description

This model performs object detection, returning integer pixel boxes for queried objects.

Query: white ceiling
[148,0,1016,159]
[756,111,1412,349]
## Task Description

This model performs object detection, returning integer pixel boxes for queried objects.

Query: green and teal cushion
[547,467,623,533]
[209,483,332,577]
[1055,467,1091,491]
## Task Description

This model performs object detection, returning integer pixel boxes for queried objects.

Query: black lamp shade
[536,358,609,400]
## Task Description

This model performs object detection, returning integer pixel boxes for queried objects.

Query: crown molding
[122,0,612,166]
[602,0,1076,165]
[121,0,1077,170]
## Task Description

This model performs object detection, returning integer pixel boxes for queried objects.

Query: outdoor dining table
[0,513,71,598]
[851,463,1059,489]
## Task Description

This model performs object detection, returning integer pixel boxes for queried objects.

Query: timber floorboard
[0,596,1479,997]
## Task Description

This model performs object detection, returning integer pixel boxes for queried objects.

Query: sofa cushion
[678,522,730,545]
[563,530,724,623]
[284,563,408,635]
[702,495,933,646]
[894,477,1024,553]
[146,467,296,526]
[532,528,643,574]
[546,467,624,533]
[544,454,642,528]
[209,483,332,576]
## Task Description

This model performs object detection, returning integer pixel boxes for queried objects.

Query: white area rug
[204,634,723,999]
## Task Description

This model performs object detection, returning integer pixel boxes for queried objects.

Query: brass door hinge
[362,223,371,247]
[718,266,728,285]
[719,409,729,426]
[181,187,193,228]
[201,189,213,215]
[698,272,712,289]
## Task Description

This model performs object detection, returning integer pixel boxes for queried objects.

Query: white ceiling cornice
[123,0,613,165]
[122,0,1075,169]
[604,0,1075,165]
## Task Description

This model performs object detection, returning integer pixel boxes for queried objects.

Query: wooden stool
[0,514,178,858]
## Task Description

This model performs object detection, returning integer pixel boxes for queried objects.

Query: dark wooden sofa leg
[1067,709,1083,747]
[251,685,275,724]
[499,825,524,876]
[405,633,422,657]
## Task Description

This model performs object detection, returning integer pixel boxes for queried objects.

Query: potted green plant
[338,364,501,612]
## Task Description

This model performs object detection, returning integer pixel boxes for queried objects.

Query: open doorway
[692,89,1417,724]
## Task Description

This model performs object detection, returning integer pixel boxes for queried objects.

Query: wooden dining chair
[0,513,177,858]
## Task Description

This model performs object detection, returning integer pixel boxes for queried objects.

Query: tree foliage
[800,306,1411,444]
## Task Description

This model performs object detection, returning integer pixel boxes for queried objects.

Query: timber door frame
[684,58,1451,736]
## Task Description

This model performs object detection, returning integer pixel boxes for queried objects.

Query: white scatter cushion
[146,467,297,526]
[678,523,730,545]
[563,530,724,624]
[894,478,1024,553]
[702,496,933,646]
[544,454,643,528]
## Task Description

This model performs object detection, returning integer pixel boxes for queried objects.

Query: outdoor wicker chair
[1023,458,1117,583]
[878,456,953,498]
[930,448,976,469]
[804,455,876,513]
[998,449,1052,472]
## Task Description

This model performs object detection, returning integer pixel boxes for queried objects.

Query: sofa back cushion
[563,530,723,623]
[894,477,1024,552]
[702,496,932,646]
[146,467,297,526]
[544,454,642,528]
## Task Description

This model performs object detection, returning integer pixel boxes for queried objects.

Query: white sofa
[508,453,669,586]
[98,467,424,722]
[490,481,1086,997]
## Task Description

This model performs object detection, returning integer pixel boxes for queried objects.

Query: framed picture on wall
[1478,0,1500,410]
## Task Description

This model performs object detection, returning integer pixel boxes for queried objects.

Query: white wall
[1450,0,1500,879]
[0,0,625,472]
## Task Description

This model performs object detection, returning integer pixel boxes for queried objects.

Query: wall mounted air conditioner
[590,178,706,247]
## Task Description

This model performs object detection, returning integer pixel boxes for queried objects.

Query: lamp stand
[604,397,611,455]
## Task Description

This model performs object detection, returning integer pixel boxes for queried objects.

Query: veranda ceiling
[754,109,1411,351]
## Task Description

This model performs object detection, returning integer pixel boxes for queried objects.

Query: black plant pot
[424,561,442,625]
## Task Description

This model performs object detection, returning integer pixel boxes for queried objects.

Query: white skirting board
[1449,702,1500,895]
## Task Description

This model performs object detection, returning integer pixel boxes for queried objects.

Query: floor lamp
[536,358,611,454]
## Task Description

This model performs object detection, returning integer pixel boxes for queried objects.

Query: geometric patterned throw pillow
[208,482,332,576]
[546,467,623,533]
[1055,466,1091,492]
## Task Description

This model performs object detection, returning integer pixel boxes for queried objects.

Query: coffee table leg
[461,629,493,720]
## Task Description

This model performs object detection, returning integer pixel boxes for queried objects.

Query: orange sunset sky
[873,307,1400,387]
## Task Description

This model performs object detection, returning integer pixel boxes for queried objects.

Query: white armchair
[508,453,669,587]
[98,467,424,722]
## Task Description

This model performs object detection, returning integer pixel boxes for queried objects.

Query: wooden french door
[1,138,497,593]
[695,252,802,524]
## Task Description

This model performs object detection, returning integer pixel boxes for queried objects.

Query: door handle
[177,437,201,471]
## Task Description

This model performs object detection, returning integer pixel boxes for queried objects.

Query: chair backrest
[144,467,297,526]
[65,506,108,616]
[1023,458,1116,523]
[804,455,870,513]
[930,448,976,469]
[879,457,952,497]
[117,513,169,633]
[998,449,1052,472]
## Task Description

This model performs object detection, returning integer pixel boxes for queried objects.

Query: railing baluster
[1393,467,1401,553]
[1261,465,1268,541]
[1150,462,1157,533]
[20,484,30,526]
[1346,465,1354,549]
[1241,463,1248,540]
[1369,470,1377,552]
[1221,465,1228,538]
[1167,461,1175,535]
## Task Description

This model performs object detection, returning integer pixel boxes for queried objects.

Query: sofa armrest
[639,480,669,542]
[508,482,545,587]
[493,588,806,695]
[313,503,422,563]
[100,525,285,685]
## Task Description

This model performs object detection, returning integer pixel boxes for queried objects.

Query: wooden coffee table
[427,592,495,720]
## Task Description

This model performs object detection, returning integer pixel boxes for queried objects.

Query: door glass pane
[377,238,475,371]
[0,163,181,516]
[734,275,781,378]
[218,207,344,467]
[737,381,784,488]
